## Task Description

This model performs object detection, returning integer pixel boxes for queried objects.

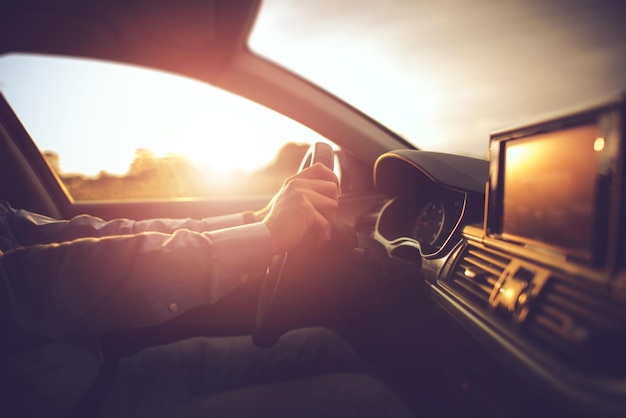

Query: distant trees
[43,143,309,201]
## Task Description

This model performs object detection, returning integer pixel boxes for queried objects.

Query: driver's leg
[174,372,414,418]
[96,328,411,417]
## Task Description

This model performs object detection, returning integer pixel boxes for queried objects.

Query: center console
[435,97,626,417]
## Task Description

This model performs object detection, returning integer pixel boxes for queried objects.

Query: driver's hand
[262,163,340,254]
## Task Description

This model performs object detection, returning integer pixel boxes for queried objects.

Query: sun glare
[0,54,327,178]
[250,1,445,150]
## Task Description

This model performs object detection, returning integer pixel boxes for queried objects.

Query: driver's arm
[6,204,256,247]
[1,223,271,338]
[0,164,339,338]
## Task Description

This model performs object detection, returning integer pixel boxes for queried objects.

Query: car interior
[1,1,625,417]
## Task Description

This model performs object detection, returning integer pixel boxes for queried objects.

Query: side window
[0,54,336,201]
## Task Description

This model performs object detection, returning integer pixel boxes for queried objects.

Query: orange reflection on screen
[502,124,600,254]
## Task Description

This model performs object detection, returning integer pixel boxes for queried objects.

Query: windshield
[250,0,626,159]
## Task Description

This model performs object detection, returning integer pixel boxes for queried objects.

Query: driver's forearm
[11,206,251,245]
[1,223,271,339]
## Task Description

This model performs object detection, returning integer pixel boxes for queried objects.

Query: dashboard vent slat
[447,243,510,306]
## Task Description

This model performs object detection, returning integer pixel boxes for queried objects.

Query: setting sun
[0,54,328,178]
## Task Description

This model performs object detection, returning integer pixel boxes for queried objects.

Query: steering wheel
[252,143,356,347]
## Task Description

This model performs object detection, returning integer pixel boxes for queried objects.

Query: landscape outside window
[42,143,311,201]
[0,54,332,201]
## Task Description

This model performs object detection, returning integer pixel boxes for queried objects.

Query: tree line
[44,143,309,201]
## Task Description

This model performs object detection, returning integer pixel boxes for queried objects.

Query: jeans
[96,327,414,418]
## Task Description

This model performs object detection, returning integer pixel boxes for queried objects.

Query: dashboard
[372,150,486,262]
[370,98,626,418]
[375,184,467,259]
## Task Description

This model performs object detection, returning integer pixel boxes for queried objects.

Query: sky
[0,55,328,175]
[1,0,625,175]
[251,0,626,156]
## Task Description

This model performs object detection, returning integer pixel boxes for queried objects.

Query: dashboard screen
[501,124,601,259]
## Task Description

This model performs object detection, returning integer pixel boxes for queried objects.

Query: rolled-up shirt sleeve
[10,207,253,245]
[1,216,272,339]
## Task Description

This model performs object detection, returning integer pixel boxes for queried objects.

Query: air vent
[443,238,626,377]
[448,242,511,306]
[526,274,626,375]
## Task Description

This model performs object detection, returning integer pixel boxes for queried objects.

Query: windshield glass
[250,0,626,159]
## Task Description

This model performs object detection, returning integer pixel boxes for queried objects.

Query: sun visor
[374,150,488,196]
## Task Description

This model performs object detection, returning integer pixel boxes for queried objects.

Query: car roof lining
[0,0,261,83]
